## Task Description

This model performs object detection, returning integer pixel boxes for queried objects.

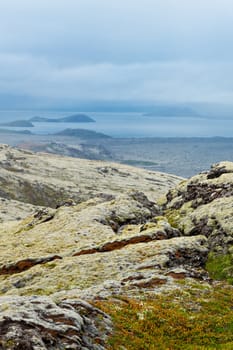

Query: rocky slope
[17,141,113,161]
[0,144,181,209]
[0,146,232,349]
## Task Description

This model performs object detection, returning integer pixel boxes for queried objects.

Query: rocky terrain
[2,129,233,177]
[165,161,233,256]
[0,144,180,209]
[17,142,113,161]
[0,144,232,349]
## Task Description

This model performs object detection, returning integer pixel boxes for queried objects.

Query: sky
[0,0,233,110]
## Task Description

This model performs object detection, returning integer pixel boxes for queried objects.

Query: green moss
[1,339,17,349]
[165,209,182,229]
[45,262,57,269]
[23,286,51,296]
[156,195,167,206]
[206,252,233,284]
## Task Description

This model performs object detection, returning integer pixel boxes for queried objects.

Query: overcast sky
[0,0,233,109]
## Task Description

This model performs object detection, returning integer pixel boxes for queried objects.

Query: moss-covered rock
[0,144,182,207]
[0,295,111,349]
[164,162,233,282]
[0,189,210,298]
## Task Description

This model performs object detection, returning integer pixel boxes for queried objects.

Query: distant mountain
[30,114,95,123]
[55,128,111,139]
[143,106,200,117]
[0,120,34,127]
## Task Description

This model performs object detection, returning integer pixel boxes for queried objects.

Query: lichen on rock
[164,161,233,282]
[0,295,111,349]
[0,146,232,348]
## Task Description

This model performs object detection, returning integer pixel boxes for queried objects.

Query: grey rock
[0,295,111,350]
[165,161,233,254]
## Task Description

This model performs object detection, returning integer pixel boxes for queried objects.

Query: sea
[0,110,232,138]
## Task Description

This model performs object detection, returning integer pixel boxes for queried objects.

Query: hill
[17,141,113,160]
[55,128,111,139]
[30,113,95,123]
[0,144,180,207]
[0,128,32,134]
[0,120,34,127]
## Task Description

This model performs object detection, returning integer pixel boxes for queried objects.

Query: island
[0,120,34,127]
[55,128,111,139]
[30,114,95,123]
[0,128,32,134]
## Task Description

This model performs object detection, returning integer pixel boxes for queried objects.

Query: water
[0,110,232,137]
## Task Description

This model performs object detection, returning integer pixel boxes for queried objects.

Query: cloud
[0,1,233,107]
[0,53,233,105]
[1,0,233,64]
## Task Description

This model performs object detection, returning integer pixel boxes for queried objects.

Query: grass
[96,284,233,350]
[206,253,233,284]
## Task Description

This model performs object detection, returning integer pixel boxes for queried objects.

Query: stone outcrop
[0,190,209,299]
[165,161,233,255]
[0,296,111,350]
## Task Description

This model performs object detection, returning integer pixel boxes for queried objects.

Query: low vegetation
[206,253,233,285]
[96,284,233,349]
